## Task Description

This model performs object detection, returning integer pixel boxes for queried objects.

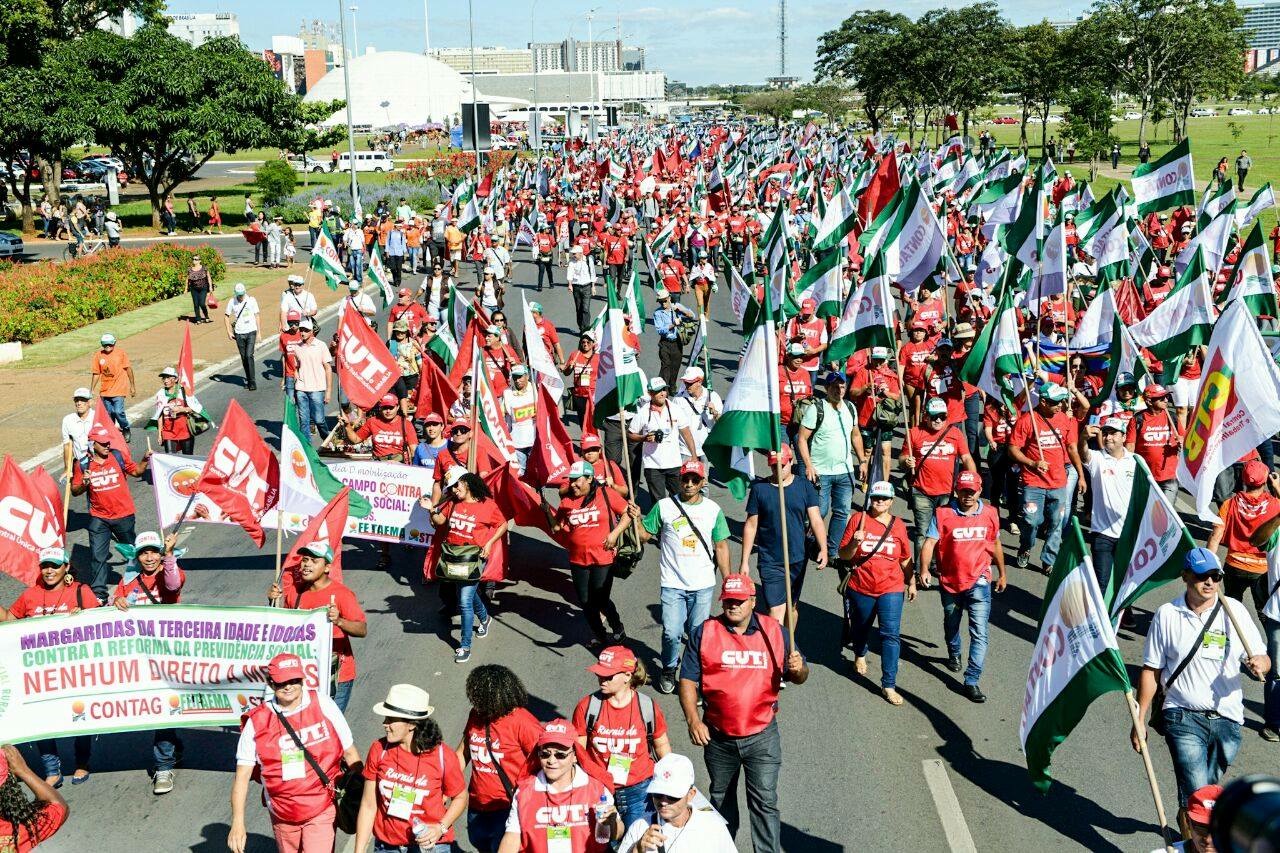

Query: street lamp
[423,0,434,121]
[337,0,360,219]
[530,0,540,150]
[466,0,482,189]
[349,5,359,57]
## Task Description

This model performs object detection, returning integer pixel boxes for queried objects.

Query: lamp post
[336,0,360,219]
[530,0,540,150]
[466,0,482,189]
[349,5,359,57]
[423,0,434,122]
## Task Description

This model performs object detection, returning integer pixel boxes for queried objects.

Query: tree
[255,160,297,205]
[1063,85,1118,181]
[62,26,344,228]
[739,90,797,126]
[1157,0,1245,141]
[1006,23,1070,154]
[814,10,913,133]
[794,82,855,127]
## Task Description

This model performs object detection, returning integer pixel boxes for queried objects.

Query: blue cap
[823,370,846,385]
[936,337,954,349]
[1184,547,1221,576]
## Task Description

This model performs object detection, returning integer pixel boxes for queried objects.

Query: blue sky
[165,0,1089,85]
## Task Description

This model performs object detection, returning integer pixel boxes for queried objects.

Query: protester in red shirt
[1125,384,1183,500]
[1207,459,1280,605]
[0,744,68,852]
[920,340,971,427]
[458,665,543,852]
[553,461,634,646]
[909,282,946,335]
[898,323,933,423]
[778,343,814,441]
[657,248,687,295]
[565,332,599,427]
[355,684,468,852]
[904,397,976,572]
[981,400,1020,528]
[70,424,151,602]
[1008,384,1084,573]
[279,310,303,397]
[345,394,417,462]
[785,299,829,375]
[389,288,430,336]
[848,346,902,479]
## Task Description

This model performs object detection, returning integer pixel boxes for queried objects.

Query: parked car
[1190,108,1217,117]
[1228,107,1253,115]
[1123,112,1142,120]
[993,116,1018,124]
[337,151,395,173]
[0,232,24,259]
[287,154,327,173]
[490,137,517,151]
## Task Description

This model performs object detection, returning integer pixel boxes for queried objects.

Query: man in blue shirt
[385,220,408,287]
[653,291,695,390]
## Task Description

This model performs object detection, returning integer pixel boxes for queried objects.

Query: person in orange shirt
[406,219,425,273]
[445,221,466,277]
[89,333,136,440]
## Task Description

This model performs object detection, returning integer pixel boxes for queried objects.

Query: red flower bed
[401,150,517,183]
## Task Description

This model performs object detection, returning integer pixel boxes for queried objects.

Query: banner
[337,301,401,410]
[151,453,436,547]
[0,456,63,585]
[0,604,331,744]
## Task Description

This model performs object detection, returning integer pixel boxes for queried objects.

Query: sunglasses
[1195,571,1224,583]
[538,748,572,760]
[650,793,682,805]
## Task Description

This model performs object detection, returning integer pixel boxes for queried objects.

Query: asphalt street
[3,252,1273,853]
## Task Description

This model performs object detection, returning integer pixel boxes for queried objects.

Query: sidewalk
[0,264,350,467]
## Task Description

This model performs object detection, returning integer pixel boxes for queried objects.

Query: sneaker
[657,669,677,694]
[962,684,987,704]
[1261,726,1280,743]
[454,647,471,664]
[608,629,628,644]
[1008,521,1020,537]
[247,382,257,391]
[474,616,491,638]
[1015,550,1030,570]
[152,770,175,795]
[946,655,962,673]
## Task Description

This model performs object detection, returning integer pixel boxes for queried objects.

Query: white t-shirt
[1084,450,1137,538]
[618,808,737,853]
[632,401,691,470]
[62,411,93,459]
[225,296,260,334]
[674,389,723,458]
[646,495,726,590]
[280,288,318,319]
[234,691,354,766]
[347,292,376,320]
[503,383,538,449]
[1143,593,1264,724]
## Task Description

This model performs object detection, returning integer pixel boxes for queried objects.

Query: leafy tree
[255,160,297,205]
[740,90,798,126]
[1063,85,1118,181]
[1157,0,1245,141]
[1006,22,1070,153]
[914,3,1010,139]
[794,82,855,127]
[814,10,912,133]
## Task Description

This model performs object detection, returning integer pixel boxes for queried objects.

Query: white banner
[152,453,436,546]
[1,605,331,744]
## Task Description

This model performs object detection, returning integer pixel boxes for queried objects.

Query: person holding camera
[628,378,697,504]
[652,292,695,391]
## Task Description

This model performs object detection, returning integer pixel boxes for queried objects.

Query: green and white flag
[1131,137,1196,216]
[1129,246,1216,362]
[761,205,799,319]
[827,249,893,363]
[649,218,678,256]
[426,316,458,370]
[1177,199,1237,276]
[1095,210,1133,287]
[1090,309,1149,409]
[1236,182,1276,231]
[1002,170,1046,272]
[592,277,645,425]
[795,247,843,319]
[1108,456,1195,616]
[703,310,781,499]
[1074,187,1123,258]
[1197,179,1235,230]
[969,172,1024,238]
[811,184,858,253]
[308,222,346,290]
[1223,222,1278,317]
[368,242,394,306]
[1021,520,1131,792]
[279,395,373,523]
[875,178,945,294]
[959,270,1026,411]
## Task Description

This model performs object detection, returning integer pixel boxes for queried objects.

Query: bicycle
[63,235,107,261]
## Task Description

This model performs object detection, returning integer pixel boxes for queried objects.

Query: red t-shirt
[1011,410,1078,489]
[279,329,302,379]
[554,487,629,566]
[362,740,466,846]
[72,452,138,519]
[899,340,933,388]
[913,296,946,332]
[658,259,686,293]
[567,351,598,399]
[1126,409,1183,482]
[441,499,506,547]
[0,801,68,851]
[908,424,970,496]
[462,707,543,811]
[573,693,668,790]
[289,581,365,682]
[156,393,192,442]
[982,402,1015,446]
[1218,492,1280,574]
[850,365,901,428]
[115,567,185,606]
[9,581,100,618]
[355,415,415,461]
[778,366,812,425]
[840,513,911,596]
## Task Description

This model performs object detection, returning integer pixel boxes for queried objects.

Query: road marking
[922,759,978,853]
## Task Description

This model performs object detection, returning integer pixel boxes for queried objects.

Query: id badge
[387,784,416,820]
[607,752,633,785]
[546,825,573,853]
[1201,629,1227,662]
[280,749,306,781]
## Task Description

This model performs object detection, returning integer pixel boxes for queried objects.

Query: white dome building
[305,50,482,127]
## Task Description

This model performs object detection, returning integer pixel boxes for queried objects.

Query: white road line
[922,759,978,853]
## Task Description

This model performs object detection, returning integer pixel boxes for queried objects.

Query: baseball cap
[299,319,316,331]
[134,531,163,553]
[348,281,361,291]
[785,342,806,357]
[1143,383,1169,399]
[720,573,756,600]
[537,718,579,749]
[267,652,304,683]
[1243,459,1270,488]
[1116,371,1138,388]
[766,445,793,467]
[869,480,894,499]
[1101,416,1128,433]
[530,301,543,313]
[38,546,68,567]
[299,541,334,561]
[88,425,111,443]
[379,393,399,408]
[485,324,501,336]
[823,370,846,386]
[444,465,468,488]
[1184,784,1223,826]
[568,460,594,479]
[801,297,817,312]
[397,287,411,297]
[925,398,948,417]
[587,645,638,677]
[100,333,117,346]
[423,412,444,425]
[1042,384,1071,403]
[648,376,668,393]
[73,387,92,400]
[1185,547,1222,577]
[956,471,982,493]
[511,364,529,377]
[287,274,305,285]
[570,245,583,254]
[647,753,697,799]
[936,337,954,350]
[449,417,471,434]
[580,433,603,450]
[680,458,707,478]
[234,282,246,296]
[286,310,302,323]
[870,346,889,359]
[681,366,704,383]
[909,320,927,331]
[158,366,178,378]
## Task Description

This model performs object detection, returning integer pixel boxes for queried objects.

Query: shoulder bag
[1151,599,1222,736]
[273,704,364,833]
[670,496,716,564]
[601,487,642,579]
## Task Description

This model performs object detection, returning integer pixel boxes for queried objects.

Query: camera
[1211,775,1280,852]
[651,429,666,444]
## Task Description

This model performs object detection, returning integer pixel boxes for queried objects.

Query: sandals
[70,770,91,785]
[882,688,904,706]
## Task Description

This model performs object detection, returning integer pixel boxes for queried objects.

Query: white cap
[870,346,889,359]
[134,531,163,552]
[38,546,68,566]
[73,387,92,400]
[869,480,894,499]
[1101,416,1128,433]
[348,281,360,291]
[444,465,468,488]
[681,366,704,383]
[100,333,117,346]
[568,460,594,479]
[299,318,316,331]
[648,376,668,392]
[287,274,305,285]
[646,753,696,799]
[233,282,246,295]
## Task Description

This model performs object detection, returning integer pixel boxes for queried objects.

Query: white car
[489,137,517,151]
[1228,108,1253,116]
[1190,108,1217,117]
[0,232,24,259]
[337,151,395,173]
[1123,112,1142,121]
[287,155,326,173]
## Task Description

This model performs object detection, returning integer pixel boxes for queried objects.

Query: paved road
[17,229,313,265]
[3,255,1273,853]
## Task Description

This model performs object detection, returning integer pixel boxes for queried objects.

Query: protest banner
[0,604,331,744]
[151,453,436,547]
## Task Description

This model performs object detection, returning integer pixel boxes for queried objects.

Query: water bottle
[412,818,431,844]
[593,793,612,844]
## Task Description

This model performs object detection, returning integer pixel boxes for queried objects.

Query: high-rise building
[1242,3,1280,73]
[621,46,645,71]
[431,47,532,75]
[530,39,629,73]
[166,12,240,46]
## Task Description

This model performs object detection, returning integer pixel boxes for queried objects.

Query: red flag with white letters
[177,323,196,397]
[0,456,64,584]
[194,400,279,547]
[336,301,401,410]
[90,398,134,466]
[413,350,459,421]
[280,485,350,597]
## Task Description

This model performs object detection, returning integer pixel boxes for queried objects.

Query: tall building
[622,46,645,71]
[262,35,329,95]
[431,47,532,75]
[166,12,240,46]
[530,39,630,73]
[1242,3,1280,73]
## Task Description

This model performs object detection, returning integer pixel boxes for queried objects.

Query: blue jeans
[297,390,326,439]
[910,491,948,571]
[847,590,905,688]
[1265,616,1280,728]
[614,777,653,832]
[333,678,353,713]
[1162,707,1242,807]
[817,472,854,561]
[467,809,509,853]
[1020,485,1068,569]
[458,582,489,650]
[939,582,992,686]
[102,395,129,433]
[36,736,92,778]
[705,718,781,853]
[348,249,364,282]
[373,842,454,853]
[408,246,421,272]
[153,729,182,772]
[283,376,296,403]
[660,586,714,670]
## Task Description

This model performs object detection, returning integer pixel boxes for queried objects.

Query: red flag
[1115,278,1145,324]
[337,301,401,410]
[413,351,459,421]
[858,151,900,232]
[194,400,280,547]
[0,456,64,584]
[477,170,494,199]
[523,384,575,488]
[177,323,196,397]
[485,464,552,536]
[90,398,134,466]
[280,485,351,597]
[28,466,65,543]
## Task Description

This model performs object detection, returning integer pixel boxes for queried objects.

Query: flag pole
[1124,690,1177,852]
[761,317,796,645]
[468,337,481,473]
[61,441,73,530]
[271,508,284,608]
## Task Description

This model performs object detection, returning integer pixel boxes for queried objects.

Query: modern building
[622,46,645,71]
[1048,15,1088,31]
[166,12,240,46]
[462,70,666,107]
[432,47,532,75]
[530,38,638,73]
[1242,3,1280,73]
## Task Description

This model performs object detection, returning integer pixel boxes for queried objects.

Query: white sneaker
[153,769,174,795]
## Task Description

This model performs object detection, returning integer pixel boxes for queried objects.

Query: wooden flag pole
[1124,690,1176,852]
[271,508,286,607]
[61,441,73,530]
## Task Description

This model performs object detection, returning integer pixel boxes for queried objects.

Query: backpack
[585,692,658,761]
[872,394,904,431]
[792,396,824,430]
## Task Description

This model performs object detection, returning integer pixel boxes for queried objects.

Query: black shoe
[946,655,962,673]
[657,669,677,694]
[608,629,628,645]
[962,684,987,704]
[588,636,605,652]
[122,429,132,442]
[247,382,257,391]
[1015,550,1030,570]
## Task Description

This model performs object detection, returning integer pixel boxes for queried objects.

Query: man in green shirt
[797,371,868,565]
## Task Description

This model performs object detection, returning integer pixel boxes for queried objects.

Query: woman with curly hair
[456,665,542,853]
[0,743,68,851]
[355,684,468,852]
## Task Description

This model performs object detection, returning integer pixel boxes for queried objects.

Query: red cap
[423,412,444,425]
[1243,459,1270,488]
[720,573,756,600]
[1143,383,1169,399]
[1184,784,1223,825]
[286,310,302,322]
[536,718,579,749]
[449,417,471,433]
[801,297,817,312]
[766,445,793,466]
[956,470,982,492]
[88,425,111,443]
[680,458,707,478]
[909,320,927,331]
[579,433,602,450]
[378,394,399,408]
[397,287,411,297]
[587,645,638,677]
[267,652,304,683]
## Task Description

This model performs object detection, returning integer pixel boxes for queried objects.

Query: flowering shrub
[278,181,442,222]
[0,244,225,344]
[402,150,516,183]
